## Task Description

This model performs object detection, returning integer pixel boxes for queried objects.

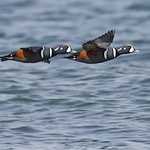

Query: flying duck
[0,44,72,63]
[66,30,136,63]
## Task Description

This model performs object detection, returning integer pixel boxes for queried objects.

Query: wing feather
[82,30,115,51]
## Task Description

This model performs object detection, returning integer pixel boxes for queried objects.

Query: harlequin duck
[66,30,136,64]
[0,44,72,63]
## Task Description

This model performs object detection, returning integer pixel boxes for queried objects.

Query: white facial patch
[129,46,135,53]
[66,45,72,53]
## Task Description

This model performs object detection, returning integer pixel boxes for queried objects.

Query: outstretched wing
[82,30,115,51]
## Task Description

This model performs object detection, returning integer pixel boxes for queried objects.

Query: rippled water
[0,0,150,149]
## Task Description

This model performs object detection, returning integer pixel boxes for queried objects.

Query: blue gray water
[0,0,150,149]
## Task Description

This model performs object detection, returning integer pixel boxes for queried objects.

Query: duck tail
[0,54,11,61]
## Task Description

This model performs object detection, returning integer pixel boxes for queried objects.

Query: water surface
[0,0,150,149]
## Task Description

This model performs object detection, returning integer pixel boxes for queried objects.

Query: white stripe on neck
[113,48,116,58]
[49,48,53,58]
[104,50,108,59]
[41,46,45,59]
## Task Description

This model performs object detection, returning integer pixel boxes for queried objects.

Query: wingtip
[108,29,115,35]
